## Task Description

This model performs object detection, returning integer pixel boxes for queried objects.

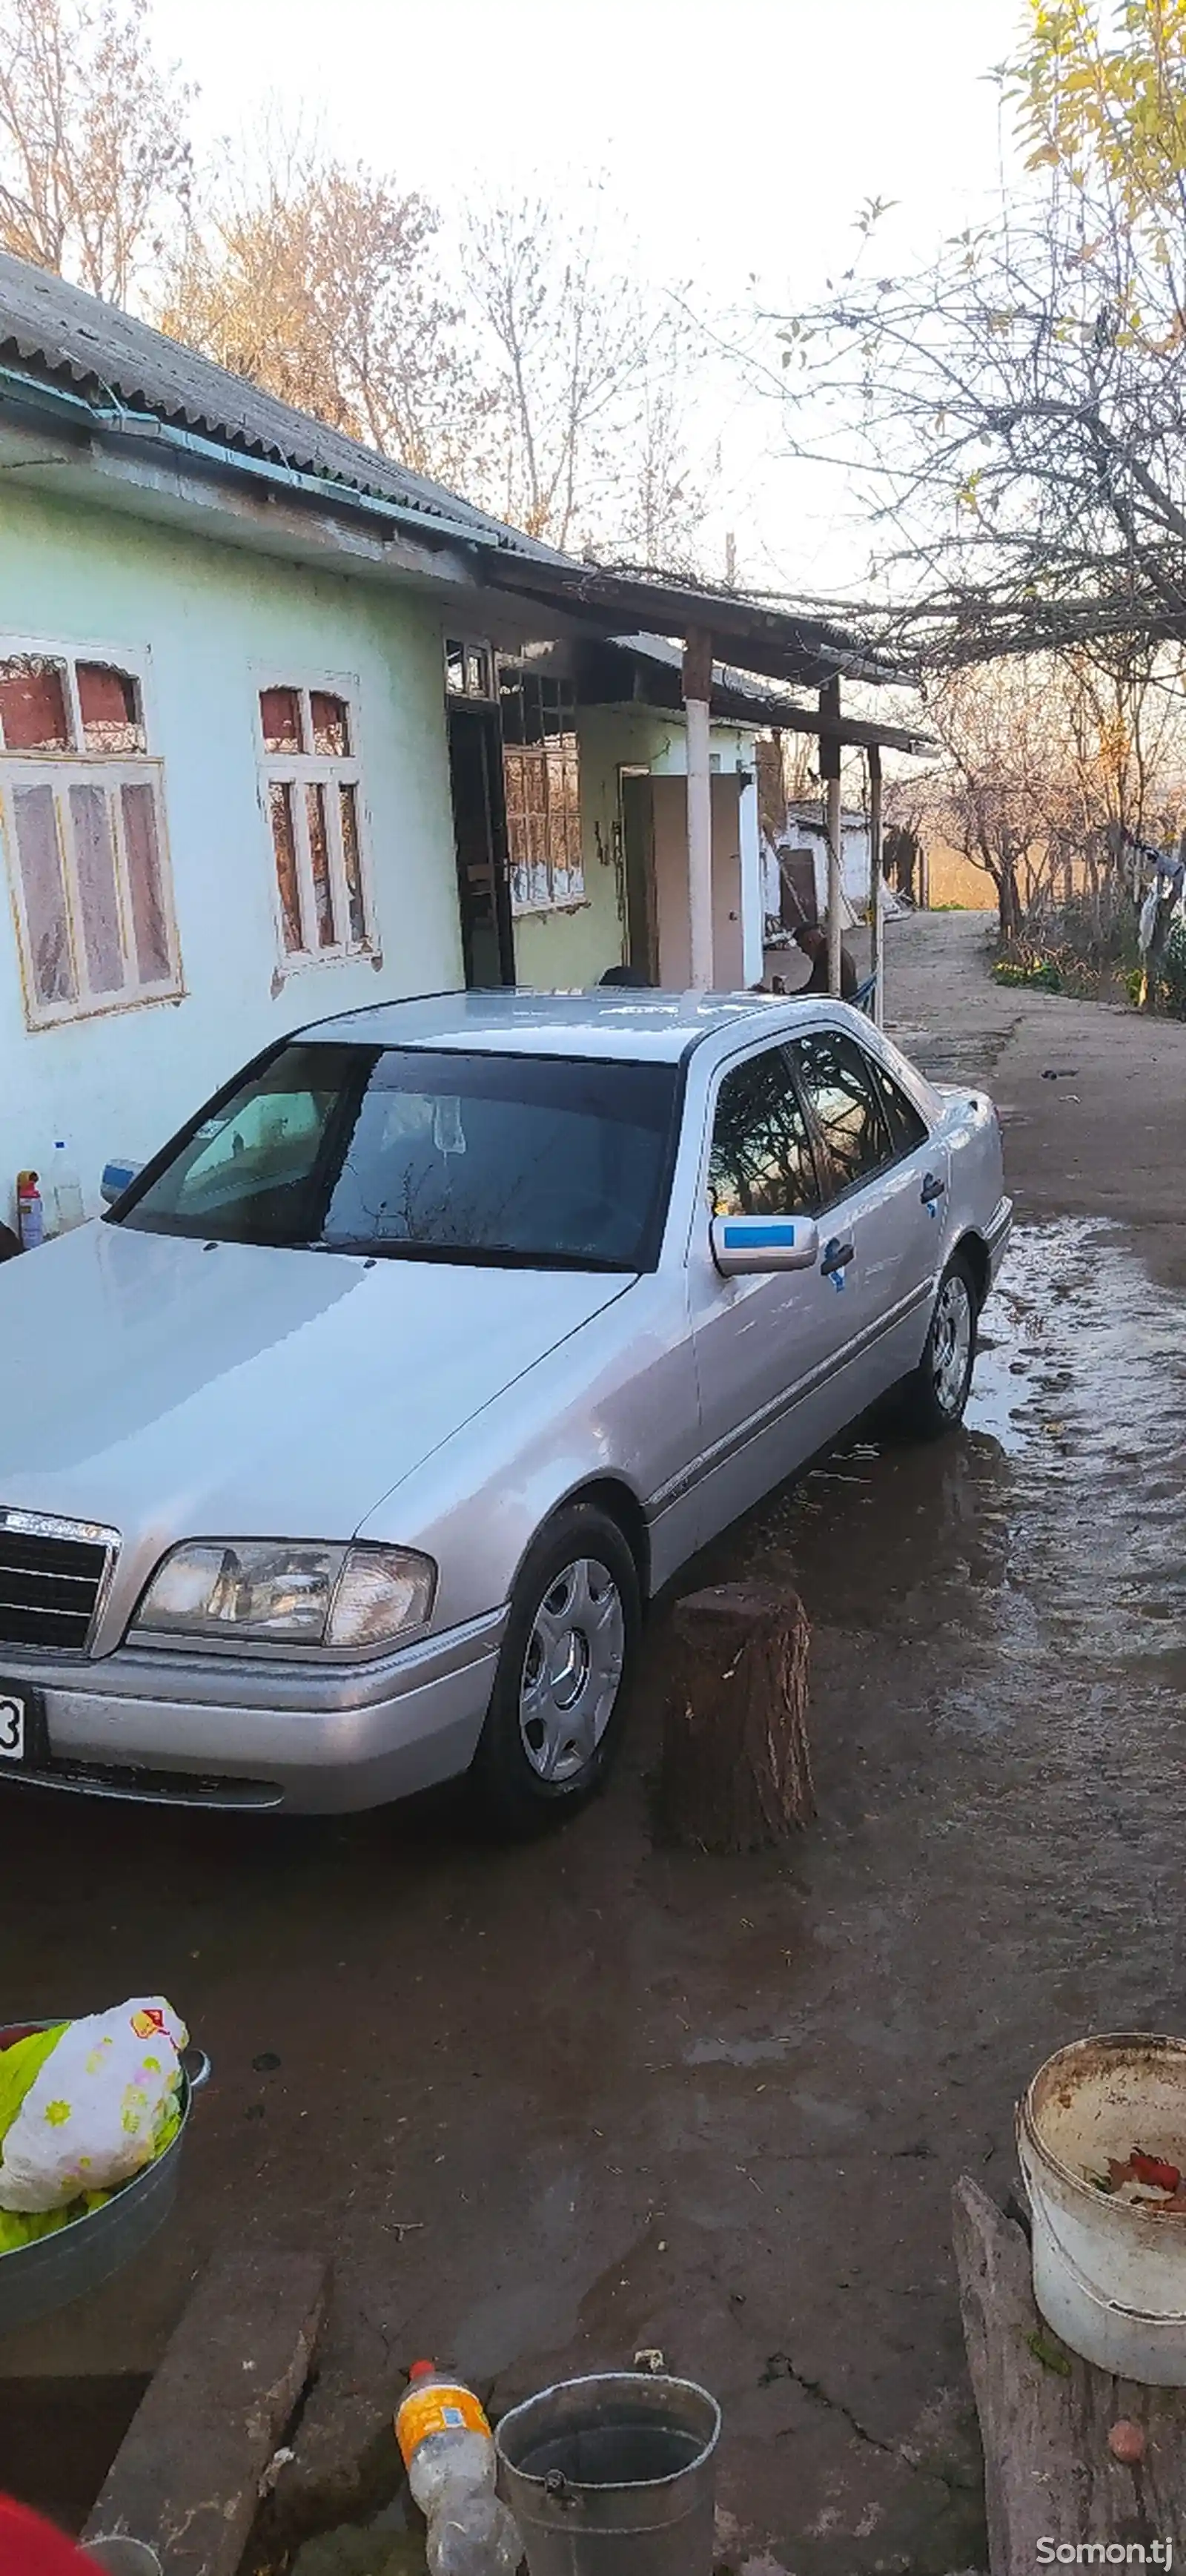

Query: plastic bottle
[395,2361,520,2576]
[50,1140,85,1233]
[16,1170,44,1250]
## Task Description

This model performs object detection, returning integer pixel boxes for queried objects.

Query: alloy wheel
[518,1556,626,1783]
[932,1270,973,1416]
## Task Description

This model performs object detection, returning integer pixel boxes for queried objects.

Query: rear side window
[868,1057,929,1156]
[709,1046,821,1217]
[791,1030,893,1202]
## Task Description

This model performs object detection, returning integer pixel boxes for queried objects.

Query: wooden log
[658,1581,812,1852]
[953,2174,1186,2576]
[82,2249,328,2576]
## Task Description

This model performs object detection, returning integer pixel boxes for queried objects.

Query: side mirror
[710,1213,820,1278]
[100,1157,142,1207]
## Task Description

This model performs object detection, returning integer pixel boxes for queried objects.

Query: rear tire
[470,1503,641,1838]
[899,1251,978,1439]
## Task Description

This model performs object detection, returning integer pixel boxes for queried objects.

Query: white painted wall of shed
[0,486,463,1230]
[800,817,871,917]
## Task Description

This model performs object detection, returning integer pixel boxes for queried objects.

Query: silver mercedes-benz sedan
[0,990,1010,1829]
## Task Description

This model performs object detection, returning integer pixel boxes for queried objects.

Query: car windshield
[116,1042,679,1271]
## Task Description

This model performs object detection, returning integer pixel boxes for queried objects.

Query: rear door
[687,1040,860,1544]
[789,1025,948,1411]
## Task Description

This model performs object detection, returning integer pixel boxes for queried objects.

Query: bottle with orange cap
[395,2359,520,2575]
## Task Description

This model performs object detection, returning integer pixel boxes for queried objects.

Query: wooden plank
[82,2250,328,2576]
[953,2176,1186,2575]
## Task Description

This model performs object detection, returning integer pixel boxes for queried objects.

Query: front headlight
[133,1540,437,1650]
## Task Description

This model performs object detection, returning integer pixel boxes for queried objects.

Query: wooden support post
[868,742,884,1027]
[658,1581,813,1852]
[818,676,842,996]
[953,2176,1186,2575]
[683,626,714,991]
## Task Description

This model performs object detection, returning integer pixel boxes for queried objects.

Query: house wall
[514,703,760,991]
[0,485,463,1231]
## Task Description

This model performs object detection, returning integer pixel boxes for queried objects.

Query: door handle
[821,1236,855,1288]
[920,1172,946,1208]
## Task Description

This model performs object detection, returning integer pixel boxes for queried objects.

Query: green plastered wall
[0,483,463,1227]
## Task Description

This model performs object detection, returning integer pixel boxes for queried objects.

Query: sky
[147,0,1028,592]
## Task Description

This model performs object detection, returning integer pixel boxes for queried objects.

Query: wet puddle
[736,1220,1186,1674]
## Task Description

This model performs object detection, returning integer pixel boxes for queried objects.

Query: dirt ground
[5,910,1186,2575]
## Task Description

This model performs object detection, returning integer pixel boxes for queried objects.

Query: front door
[689,1039,858,1544]
[448,702,515,988]
[789,1026,948,1407]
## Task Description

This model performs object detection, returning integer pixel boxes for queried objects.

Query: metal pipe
[868,742,884,1026]
[0,364,492,558]
[684,628,714,990]
[818,676,843,996]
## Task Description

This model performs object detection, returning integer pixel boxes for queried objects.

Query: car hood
[0,1221,629,1543]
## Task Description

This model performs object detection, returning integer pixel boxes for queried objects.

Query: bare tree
[161,141,487,486]
[755,4,1186,668]
[0,0,191,306]
[919,652,1186,939]
[464,191,705,557]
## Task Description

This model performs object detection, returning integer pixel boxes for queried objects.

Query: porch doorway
[649,773,746,988]
[448,701,515,987]
[619,766,657,980]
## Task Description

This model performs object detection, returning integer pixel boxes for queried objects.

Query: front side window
[500,670,584,916]
[709,1046,821,1217]
[791,1030,894,1201]
[116,1044,678,1272]
[0,647,180,1028]
[868,1057,929,1156]
[259,684,371,965]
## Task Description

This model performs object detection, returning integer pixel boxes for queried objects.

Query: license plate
[0,1691,26,1762]
[0,1685,47,1768]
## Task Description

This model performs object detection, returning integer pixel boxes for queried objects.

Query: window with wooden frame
[444,637,496,701]
[500,669,585,915]
[258,682,372,965]
[0,645,182,1029]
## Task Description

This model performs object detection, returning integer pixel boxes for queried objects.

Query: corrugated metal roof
[0,252,913,707]
[0,248,560,559]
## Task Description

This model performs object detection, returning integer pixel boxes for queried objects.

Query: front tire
[470,1504,641,1837]
[899,1252,978,1439]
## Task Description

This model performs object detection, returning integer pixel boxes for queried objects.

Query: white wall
[0,487,463,1230]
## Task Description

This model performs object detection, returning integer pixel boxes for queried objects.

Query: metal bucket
[86,2544,163,2576]
[495,2371,720,2576]
[0,2021,210,2336]
[1018,2030,1186,2382]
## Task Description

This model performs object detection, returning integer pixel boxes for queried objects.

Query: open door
[448,701,515,987]
[620,767,657,979]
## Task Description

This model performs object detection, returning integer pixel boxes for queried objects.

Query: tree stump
[658,1580,813,1852]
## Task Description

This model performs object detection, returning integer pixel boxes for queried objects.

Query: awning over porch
[479,561,932,1004]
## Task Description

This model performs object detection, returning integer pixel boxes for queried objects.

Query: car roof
[296,988,832,1063]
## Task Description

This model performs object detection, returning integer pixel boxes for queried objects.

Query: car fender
[354,1270,698,1631]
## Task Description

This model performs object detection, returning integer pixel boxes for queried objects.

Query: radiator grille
[0,1510,118,1654]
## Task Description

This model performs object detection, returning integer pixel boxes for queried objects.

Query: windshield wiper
[305,1239,632,1272]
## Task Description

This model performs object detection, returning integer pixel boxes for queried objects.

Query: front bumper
[0,1608,506,1814]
